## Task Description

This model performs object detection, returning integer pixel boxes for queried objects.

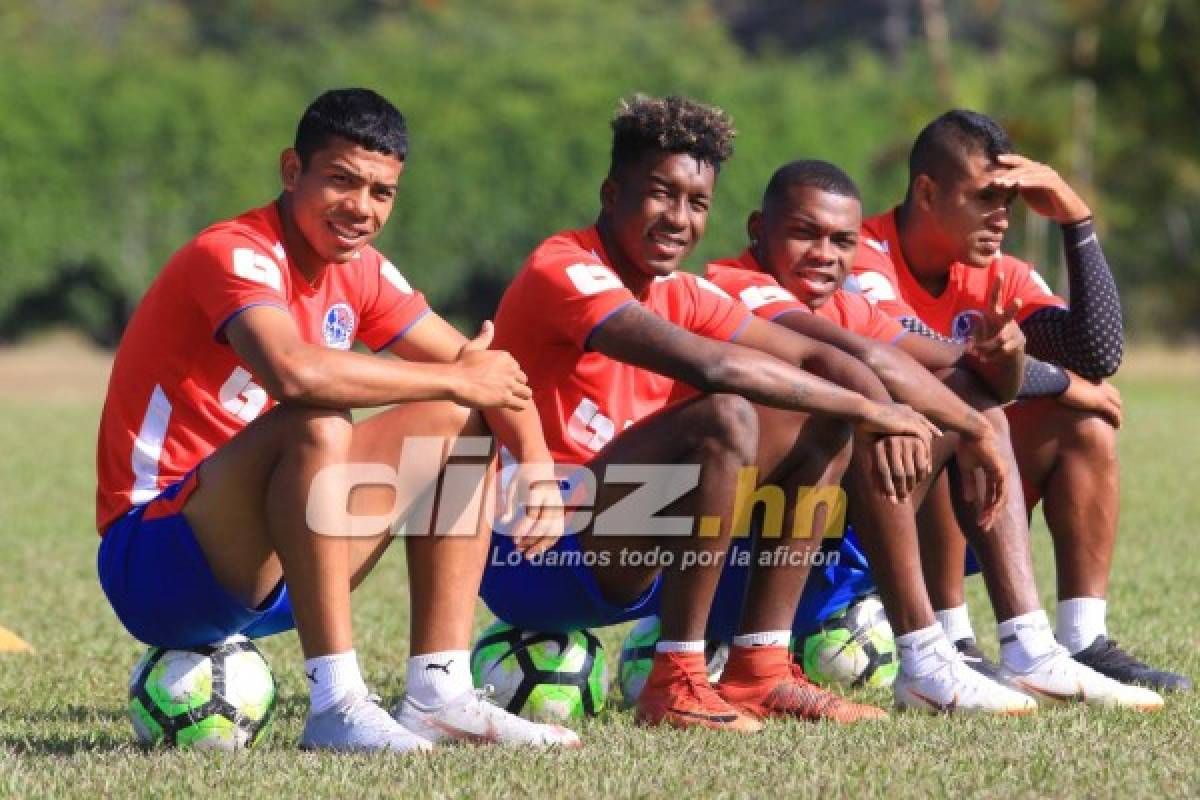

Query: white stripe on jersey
[130,385,172,505]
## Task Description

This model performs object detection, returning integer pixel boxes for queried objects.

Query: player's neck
[595,215,654,297]
[894,202,951,297]
[275,195,327,285]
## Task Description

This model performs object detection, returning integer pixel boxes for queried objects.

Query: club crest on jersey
[950,309,986,343]
[323,303,356,349]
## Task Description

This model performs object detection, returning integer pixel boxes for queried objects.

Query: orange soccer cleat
[635,651,764,733]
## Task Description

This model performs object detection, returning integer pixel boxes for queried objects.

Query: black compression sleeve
[1017,356,1071,399]
[1019,218,1124,378]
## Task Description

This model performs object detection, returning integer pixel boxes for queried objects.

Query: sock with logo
[305,650,369,715]
[406,649,473,708]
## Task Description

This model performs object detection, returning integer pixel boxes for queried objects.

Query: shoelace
[1084,638,1150,672]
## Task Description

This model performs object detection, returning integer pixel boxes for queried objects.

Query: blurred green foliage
[0,0,1196,342]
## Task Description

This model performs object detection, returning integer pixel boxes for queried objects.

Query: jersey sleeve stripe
[213,301,290,340]
[373,307,433,353]
[728,314,753,342]
[581,299,636,352]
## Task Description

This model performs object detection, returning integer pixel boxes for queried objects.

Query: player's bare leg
[1008,398,1190,691]
[573,393,762,731]
[716,406,890,723]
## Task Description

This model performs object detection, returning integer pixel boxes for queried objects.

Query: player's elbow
[261,357,319,404]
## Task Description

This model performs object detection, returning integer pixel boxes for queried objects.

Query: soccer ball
[799,594,898,688]
[616,615,729,707]
[470,621,609,722]
[128,635,276,750]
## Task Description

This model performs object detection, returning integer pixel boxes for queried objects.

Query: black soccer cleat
[953,637,1006,683]
[1071,635,1193,693]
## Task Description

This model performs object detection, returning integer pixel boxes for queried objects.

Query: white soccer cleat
[1000,646,1165,712]
[894,638,1037,715]
[300,691,434,753]
[394,687,582,748]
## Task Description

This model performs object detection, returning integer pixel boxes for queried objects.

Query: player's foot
[635,651,764,732]
[1071,635,1192,693]
[300,691,434,753]
[716,645,887,723]
[894,638,1036,716]
[953,637,1006,682]
[1000,645,1165,711]
[393,687,581,748]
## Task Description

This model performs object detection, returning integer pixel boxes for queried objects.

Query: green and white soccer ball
[799,594,898,688]
[128,635,276,750]
[470,621,609,722]
[617,615,729,707]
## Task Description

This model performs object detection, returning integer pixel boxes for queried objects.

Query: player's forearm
[702,343,879,423]
[1021,219,1124,378]
[962,348,1024,404]
[267,345,464,408]
[482,405,555,469]
[1016,356,1071,399]
[862,343,991,439]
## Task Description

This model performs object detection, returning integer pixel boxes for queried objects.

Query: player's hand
[501,463,566,557]
[992,154,1092,225]
[453,321,533,410]
[1059,371,1122,429]
[864,432,930,504]
[967,271,1026,363]
[857,401,942,449]
[954,430,1008,529]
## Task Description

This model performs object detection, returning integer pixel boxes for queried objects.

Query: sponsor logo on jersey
[323,303,356,349]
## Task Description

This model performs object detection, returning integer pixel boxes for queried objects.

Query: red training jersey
[493,226,750,465]
[850,208,1065,339]
[95,202,430,533]
[706,250,905,343]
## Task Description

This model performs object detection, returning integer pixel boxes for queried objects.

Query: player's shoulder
[191,205,282,256]
[527,227,606,271]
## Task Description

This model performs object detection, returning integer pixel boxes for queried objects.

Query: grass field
[1,337,1197,798]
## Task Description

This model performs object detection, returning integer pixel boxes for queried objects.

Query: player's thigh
[575,394,757,591]
[753,405,851,486]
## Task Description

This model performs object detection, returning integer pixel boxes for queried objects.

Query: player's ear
[747,210,764,244]
[600,177,619,214]
[280,149,303,192]
[912,174,937,212]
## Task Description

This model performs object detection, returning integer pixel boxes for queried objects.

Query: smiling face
[598,151,716,285]
[751,185,862,309]
[279,136,403,269]
[919,150,1017,269]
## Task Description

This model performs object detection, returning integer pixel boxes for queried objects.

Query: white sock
[655,639,705,654]
[998,610,1059,673]
[305,650,368,715]
[1055,597,1107,655]
[895,623,947,677]
[731,630,790,648]
[405,649,473,708]
[934,604,975,643]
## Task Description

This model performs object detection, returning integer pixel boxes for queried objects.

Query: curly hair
[608,94,736,178]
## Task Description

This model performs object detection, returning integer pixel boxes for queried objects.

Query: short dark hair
[294,88,408,167]
[608,94,735,178]
[763,159,861,212]
[908,109,1012,188]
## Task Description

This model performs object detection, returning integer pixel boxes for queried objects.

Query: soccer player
[481,95,943,731]
[706,159,1163,712]
[95,88,582,752]
[850,110,1190,691]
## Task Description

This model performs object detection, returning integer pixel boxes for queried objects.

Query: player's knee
[1065,410,1118,462]
[280,407,354,455]
[695,393,758,464]
[422,400,482,439]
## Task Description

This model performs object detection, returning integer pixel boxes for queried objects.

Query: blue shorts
[480,528,662,633]
[97,469,295,649]
[704,528,875,642]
